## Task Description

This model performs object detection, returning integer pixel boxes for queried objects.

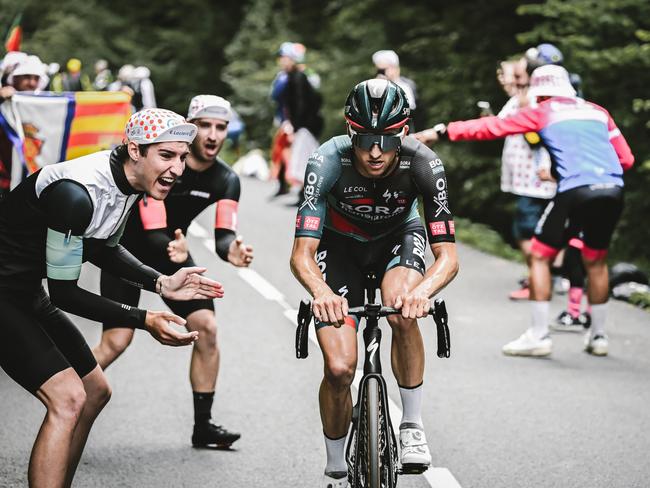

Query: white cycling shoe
[399,423,432,467]
[322,471,348,488]
[502,328,552,357]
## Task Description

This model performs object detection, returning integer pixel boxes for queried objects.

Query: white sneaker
[322,472,348,488]
[584,333,608,356]
[502,328,552,357]
[399,423,432,467]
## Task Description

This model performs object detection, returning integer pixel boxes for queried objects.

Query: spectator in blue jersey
[436,65,634,357]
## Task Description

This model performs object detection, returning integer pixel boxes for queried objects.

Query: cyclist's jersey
[0,149,154,327]
[120,158,240,256]
[0,150,138,291]
[295,135,455,244]
[448,97,634,193]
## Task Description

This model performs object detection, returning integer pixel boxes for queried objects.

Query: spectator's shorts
[0,287,97,392]
[513,196,550,241]
[531,184,623,261]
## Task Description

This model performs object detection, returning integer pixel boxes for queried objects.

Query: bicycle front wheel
[366,377,380,488]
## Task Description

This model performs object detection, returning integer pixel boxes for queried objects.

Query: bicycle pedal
[399,463,429,475]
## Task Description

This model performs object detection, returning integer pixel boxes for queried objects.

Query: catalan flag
[0,91,131,186]
[66,91,132,160]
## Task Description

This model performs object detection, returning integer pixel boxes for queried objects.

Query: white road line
[237,268,292,310]
[188,221,209,238]
[192,222,461,488]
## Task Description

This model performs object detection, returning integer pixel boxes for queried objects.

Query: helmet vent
[366,78,389,98]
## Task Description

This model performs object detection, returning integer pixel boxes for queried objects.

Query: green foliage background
[2,0,649,267]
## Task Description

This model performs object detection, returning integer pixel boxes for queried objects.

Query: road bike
[296,272,450,488]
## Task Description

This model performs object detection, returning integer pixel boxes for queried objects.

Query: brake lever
[433,299,450,358]
[296,299,312,359]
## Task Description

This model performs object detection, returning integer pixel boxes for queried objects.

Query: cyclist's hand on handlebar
[394,289,430,319]
[312,291,349,327]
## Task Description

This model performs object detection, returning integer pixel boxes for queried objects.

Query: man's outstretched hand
[160,267,224,301]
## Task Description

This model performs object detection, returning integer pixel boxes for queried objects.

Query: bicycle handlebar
[296,299,450,360]
[347,304,434,318]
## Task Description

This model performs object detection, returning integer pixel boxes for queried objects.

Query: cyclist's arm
[290,141,347,324]
[415,242,459,298]
[213,171,240,262]
[290,236,332,298]
[410,143,459,297]
[43,180,148,328]
[447,106,544,141]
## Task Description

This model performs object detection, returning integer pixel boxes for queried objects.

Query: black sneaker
[579,312,591,329]
[550,311,584,332]
[192,422,241,447]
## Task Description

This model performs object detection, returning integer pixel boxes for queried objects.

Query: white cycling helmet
[125,108,197,145]
[187,95,232,122]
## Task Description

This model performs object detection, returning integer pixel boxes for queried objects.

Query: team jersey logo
[303,216,321,231]
[429,221,447,236]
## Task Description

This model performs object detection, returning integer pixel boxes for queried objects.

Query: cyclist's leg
[577,187,623,346]
[379,224,427,422]
[93,270,140,369]
[314,232,363,476]
[35,288,111,485]
[0,290,88,488]
[163,255,239,445]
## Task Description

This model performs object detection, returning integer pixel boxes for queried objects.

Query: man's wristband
[433,123,449,141]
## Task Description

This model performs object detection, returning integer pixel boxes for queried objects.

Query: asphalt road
[1,176,649,488]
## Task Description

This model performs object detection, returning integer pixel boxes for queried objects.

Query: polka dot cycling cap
[125,108,197,144]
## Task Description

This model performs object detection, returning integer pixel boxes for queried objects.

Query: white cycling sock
[590,302,608,338]
[531,300,550,338]
[399,383,423,427]
[324,433,347,474]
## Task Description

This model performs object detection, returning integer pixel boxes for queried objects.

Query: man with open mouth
[94,95,253,449]
[0,107,226,488]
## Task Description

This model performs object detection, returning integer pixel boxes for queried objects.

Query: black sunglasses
[351,131,403,152]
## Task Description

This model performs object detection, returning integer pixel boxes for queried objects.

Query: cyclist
[0,108,225,488]
[289,79,459,486]
[434,65,634,357]
[93,95,253,448]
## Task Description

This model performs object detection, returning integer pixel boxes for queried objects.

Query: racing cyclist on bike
[290,79,459,486]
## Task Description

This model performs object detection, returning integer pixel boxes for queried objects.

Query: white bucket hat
[528,65,576,98]
[7,55,46,84]
[187,95,232,122]
[125,108,197,144]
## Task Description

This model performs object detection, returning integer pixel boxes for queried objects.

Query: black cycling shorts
[532,184,624,260]
[0,287,97,393]
[100,253,214,330]
[315,219,427,330]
